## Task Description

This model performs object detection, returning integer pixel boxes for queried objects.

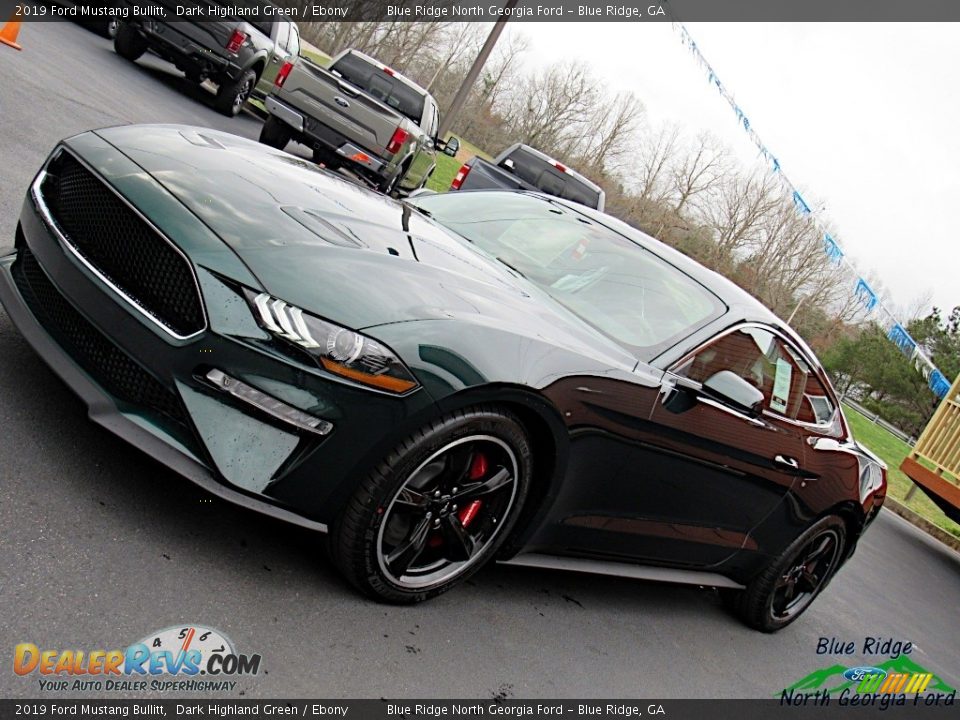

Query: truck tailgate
[461,160,528,192]
[149,2,249,57]
[279,60,403,156]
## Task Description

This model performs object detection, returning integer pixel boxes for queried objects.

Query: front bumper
[0,147,434,529]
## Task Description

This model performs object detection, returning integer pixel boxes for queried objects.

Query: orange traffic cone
[0,19,22,51]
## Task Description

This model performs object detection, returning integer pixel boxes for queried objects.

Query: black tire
[378,161,408,196]
[114,23,147,62]
[330,407,533,604]
[259,115,292,150]
[214,69,257,117]
[725,515,846,632]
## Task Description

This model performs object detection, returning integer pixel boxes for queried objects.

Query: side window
[286,24,300,57]
[675,326,834,424]
[274,21,289,54]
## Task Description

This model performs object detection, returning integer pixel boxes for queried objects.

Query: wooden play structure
[902,373,960,524]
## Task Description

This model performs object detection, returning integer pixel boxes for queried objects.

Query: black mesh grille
[39,152,204,336]
[13,246,187,426]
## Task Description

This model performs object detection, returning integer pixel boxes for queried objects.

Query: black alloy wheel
[726,515,846,632]
[377,435,519,589]
[771,527,842,620]
[331,408,532,603]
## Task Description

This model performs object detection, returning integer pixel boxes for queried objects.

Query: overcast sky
[510,22,959,319]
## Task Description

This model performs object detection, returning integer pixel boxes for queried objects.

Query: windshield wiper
[495,257,527,279]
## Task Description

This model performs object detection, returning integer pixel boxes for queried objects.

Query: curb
[883,498,960,552]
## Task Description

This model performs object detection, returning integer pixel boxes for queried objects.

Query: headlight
[244,291,418,394]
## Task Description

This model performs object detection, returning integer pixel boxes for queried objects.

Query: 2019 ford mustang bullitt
[0,125,887,632]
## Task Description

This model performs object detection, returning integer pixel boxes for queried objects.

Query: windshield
[409,193,725,356]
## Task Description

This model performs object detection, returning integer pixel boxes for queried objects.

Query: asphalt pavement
[0,22,958,700]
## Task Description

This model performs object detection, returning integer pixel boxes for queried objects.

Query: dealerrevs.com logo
[14,625,261,693]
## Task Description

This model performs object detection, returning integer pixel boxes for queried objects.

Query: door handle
[774,454,800,471]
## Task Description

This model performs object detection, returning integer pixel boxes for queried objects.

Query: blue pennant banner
[887,324,917,356]
[929,370,951,399]
[854,279,878,311]
[823,234,844,264]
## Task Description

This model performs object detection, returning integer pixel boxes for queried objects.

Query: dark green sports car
[0,126,886,632]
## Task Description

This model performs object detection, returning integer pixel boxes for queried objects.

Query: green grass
[426,152,463,193]
[844,403,960,537]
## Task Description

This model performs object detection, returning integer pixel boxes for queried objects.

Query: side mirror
[703,370,765,416]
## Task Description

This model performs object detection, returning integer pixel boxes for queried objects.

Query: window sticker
[771,357,792,414]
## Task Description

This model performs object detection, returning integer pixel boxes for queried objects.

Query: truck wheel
[114,23,147,62]
[214,69,257,117]
[259,116,292,150]
[379,162,408,197]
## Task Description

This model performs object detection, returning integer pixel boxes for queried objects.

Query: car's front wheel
[725,515,846,632]
[330,408,532,603]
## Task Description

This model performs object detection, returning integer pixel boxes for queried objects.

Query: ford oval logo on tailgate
[843,666,886,682]
[334,96,350,108]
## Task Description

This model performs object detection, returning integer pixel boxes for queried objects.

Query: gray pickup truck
[259,48,440,194]
[114,1,300,116]
[451,143,605,211]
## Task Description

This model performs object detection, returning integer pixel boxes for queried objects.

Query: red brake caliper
[458,451,487,528]
[430,452,487,546]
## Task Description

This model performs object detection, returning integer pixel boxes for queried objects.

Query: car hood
[87,125,632,363]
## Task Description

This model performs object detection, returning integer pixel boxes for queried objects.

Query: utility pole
[437,0,519,139]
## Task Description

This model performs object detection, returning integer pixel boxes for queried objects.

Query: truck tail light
[450,163,471,190]
[554,162,567,172]
[225,29,248,54]
[275,61,294,88]
[386,127,409,155]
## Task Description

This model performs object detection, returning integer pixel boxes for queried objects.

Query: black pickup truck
[450,143,605,211]
[113,1,300,116]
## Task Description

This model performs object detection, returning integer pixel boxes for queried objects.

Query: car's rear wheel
[725,515,846,632]
[214,69,256,117]
[114,23,147,62]
[330,408,532,603]
[259,115,292,150]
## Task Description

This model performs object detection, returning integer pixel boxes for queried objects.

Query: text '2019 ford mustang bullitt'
[0,125,886,631]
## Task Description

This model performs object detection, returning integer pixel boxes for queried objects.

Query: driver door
[634,324,813,565]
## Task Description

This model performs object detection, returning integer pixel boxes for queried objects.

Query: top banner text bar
[8,0,960,22]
